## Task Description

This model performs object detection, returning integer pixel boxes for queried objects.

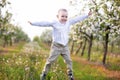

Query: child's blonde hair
[58,8,68,13]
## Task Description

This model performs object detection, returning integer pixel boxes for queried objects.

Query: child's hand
[88,10,92,16]
[28,21,31,24]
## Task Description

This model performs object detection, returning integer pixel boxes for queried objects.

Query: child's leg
[61,46,73,75]
[61,47,74,80]
[42,43,61,74]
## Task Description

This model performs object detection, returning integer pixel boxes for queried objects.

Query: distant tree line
[0,0,30,47]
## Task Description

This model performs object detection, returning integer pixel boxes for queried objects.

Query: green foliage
[0,0,30,47]
[69,0,120,64]
[40,29,52,45]
[33,36,40,42]
[0,0,10,8]
[14,26,30,42]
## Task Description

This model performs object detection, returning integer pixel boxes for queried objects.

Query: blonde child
[28,8,92,80]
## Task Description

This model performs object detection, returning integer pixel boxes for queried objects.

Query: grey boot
[40,74,46,80]
[68,73,74,80]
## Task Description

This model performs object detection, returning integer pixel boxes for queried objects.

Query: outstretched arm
[69,10,92,25]
[28,21,54,27]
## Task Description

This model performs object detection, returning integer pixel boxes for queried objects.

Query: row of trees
[69,0,120,64]
[0,0,30,47]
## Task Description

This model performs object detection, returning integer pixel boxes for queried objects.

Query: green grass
[73,61,107,80]
[0,42,120,80]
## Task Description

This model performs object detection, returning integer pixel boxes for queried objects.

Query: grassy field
[0,42,120,80]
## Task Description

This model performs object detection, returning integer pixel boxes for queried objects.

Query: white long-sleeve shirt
[31,15,88,46]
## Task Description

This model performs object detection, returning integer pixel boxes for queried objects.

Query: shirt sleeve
[31,21,55,27]
[69,14,89,25]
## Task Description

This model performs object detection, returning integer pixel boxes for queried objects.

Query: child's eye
[61,16,68,18]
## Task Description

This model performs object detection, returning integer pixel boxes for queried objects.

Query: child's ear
[56,15,58,18]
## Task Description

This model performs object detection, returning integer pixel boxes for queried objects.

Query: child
[28,8,92,80]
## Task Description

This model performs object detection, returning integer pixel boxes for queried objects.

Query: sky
[8,0,89,40]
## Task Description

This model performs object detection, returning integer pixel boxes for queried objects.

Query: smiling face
[57,9,68,24]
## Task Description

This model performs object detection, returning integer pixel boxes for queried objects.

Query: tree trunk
[10,38,12,46]
[3,36,7,47]
[96,42,99,51]
[103,27,109,64]
[74,42,83,55]
[81,38,87,56]
[88,35,93,61]
[110,43,114,53]
[70,40,75,54]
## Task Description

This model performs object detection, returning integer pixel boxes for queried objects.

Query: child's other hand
[28,21,32,25]
[88,10,92,16]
